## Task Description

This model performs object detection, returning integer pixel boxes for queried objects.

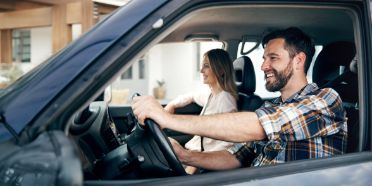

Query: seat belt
[199,94,212,152]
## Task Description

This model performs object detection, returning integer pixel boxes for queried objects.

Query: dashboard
[69,101,180,179]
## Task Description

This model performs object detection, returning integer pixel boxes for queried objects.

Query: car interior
[67,3,360,180]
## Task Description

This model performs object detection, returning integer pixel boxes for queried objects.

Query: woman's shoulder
[216,91,236,102]
[214,91,237,110]
[218,90,234,97]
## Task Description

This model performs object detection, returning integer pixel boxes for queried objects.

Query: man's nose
[261,60,269,71]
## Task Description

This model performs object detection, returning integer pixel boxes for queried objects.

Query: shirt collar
[271,83,319,104]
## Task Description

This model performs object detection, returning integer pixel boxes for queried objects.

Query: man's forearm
[132,96,265,142]
[163,112,266,142]
[183,150,241,170]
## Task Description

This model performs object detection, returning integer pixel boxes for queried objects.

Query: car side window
[107,41,223,105]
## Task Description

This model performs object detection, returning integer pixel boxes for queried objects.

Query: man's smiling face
[261,38,294,92]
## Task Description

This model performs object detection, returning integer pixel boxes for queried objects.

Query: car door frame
[1,0,370,185]
[43,0,372,184]
[81,1,372,184]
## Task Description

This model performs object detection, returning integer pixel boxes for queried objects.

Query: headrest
[312,41,356,87]
[349,55,358,73]
[233,56,256,94]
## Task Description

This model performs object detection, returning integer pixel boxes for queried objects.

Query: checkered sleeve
[227,143,255,167]
[255,88,345,141]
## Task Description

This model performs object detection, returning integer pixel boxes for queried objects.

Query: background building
[0,0,281,102]
[0,0,127,71]
[0,0,222,102]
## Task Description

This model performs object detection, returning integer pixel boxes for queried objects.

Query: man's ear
[294,52,306,70]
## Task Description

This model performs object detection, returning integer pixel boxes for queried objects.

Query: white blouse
[168,90,237,152]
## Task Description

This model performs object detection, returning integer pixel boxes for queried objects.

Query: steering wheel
[144,119,187,176]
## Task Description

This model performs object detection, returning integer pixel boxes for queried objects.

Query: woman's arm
[164,92,208,113]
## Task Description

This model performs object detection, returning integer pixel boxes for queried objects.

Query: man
[132,27,347,171]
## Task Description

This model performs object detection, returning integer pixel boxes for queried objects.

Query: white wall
[110,42,208,103]
[147,44,164,96]
[147,43,208,100]
[24,24,81,74]
[112,59,149,102]
[22,27,52,73]
[72,24,82,40]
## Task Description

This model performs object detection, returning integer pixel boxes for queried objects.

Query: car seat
[233,56,263,111]
[312,41,358,153]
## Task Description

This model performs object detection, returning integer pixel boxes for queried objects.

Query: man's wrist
[158,111,171,129]
[181,149,193,165]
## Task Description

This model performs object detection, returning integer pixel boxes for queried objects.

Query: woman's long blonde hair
[204,49,238,100]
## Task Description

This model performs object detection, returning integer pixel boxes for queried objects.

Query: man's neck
[280,76,308,102]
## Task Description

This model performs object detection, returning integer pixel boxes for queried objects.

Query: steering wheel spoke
[145,119,187,176]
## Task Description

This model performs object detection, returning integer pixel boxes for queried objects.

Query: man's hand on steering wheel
[131,95,169,128]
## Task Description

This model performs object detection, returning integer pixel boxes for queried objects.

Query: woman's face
[200,56,218,86]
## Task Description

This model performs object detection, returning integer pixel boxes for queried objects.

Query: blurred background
[0,0,296,104]
[0,0,129,87]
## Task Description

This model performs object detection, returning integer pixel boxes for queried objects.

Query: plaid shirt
[228,83,347,167]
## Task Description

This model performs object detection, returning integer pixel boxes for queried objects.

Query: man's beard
[265,60,294,92]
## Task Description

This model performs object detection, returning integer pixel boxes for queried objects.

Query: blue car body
[0,0,371,185]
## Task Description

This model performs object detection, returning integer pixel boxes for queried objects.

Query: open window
[70,1,367,181]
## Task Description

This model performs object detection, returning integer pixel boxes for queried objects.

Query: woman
[164,48,238,174]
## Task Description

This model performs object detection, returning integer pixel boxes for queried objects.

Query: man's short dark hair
[262,27,315,73]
